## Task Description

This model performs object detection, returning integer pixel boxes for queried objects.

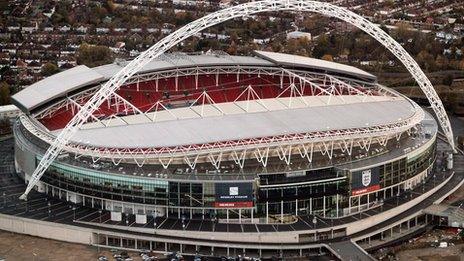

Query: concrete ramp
[328,241,375,261]
[425,204,464,227]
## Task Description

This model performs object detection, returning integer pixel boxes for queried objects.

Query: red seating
[38,73,375,130]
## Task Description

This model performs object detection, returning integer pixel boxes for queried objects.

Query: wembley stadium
[6,49,459,258]
[13,49,433,218]
[2,1,464,260]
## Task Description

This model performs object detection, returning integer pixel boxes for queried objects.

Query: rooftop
[58,95,416,149]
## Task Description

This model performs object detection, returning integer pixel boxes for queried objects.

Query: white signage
[229,186,239,196]
[362,169,372,187]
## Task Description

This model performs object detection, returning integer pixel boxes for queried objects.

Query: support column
[323,196,326,217]
[266,201,269,224]
[348,197,351,214]
[310,198,312,214]
[295,199,298,216]
[358,195,361,212]
[281,200,284,223]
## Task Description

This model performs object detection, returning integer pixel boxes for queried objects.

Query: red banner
[351,185,381,196]
[214,201,253,208]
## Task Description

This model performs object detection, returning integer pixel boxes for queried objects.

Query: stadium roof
[60,97,416,149]
[253,50,376,81]
[12,65,105,112]
[12,51,377,113]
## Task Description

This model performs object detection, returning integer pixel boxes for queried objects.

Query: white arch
[19,0,454,199]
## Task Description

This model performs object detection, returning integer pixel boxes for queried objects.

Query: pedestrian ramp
[424,204,464,228]
[327,240,375,261]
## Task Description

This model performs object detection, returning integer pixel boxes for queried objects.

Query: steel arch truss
[20,0,453,199]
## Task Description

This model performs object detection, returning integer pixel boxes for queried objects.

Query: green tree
[0,81,10,105]
[76,43,114,68]
[41,63,60,77]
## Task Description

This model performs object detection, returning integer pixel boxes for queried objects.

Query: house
[114,28,127,33]
[59,25,71,33]
[96,28,110,34]
[286,31,312,41]
[76,26,88,34]
[7,26,20,31]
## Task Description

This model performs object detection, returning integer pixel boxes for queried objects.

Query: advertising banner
[214,182,253,208]
[351,167,380,196]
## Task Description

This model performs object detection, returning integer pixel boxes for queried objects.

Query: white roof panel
[253,50,376,81]
[13,65,105,111]
[64,98,416,149]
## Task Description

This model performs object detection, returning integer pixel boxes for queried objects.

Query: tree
[321,54,333,62]
[76,43,114,68]
[0,82,10,105]
[395,22,413,41]
[443,74,454,87]
[227,41,238,55]
[416,50,436,72]
[312,34,330,59]
[41,63,60,77]
[458,59,464,71]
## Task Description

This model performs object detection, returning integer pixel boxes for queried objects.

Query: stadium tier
[10,50,452,257]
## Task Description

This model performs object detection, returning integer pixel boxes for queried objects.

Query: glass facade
[37,138,436,219]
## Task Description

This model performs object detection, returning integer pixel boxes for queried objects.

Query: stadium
[2,1,464,260]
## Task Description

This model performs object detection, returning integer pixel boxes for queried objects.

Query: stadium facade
[13,50,435,220]
[8,49,458,258]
